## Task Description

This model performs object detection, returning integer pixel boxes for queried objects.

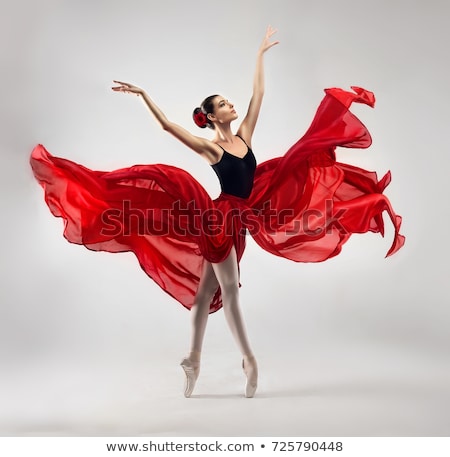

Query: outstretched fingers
[112,80,129,91]
[111,80,142,96]
[261,25,279,53]
[266,25,278,38]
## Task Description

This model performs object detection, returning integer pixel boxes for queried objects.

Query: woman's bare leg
[211,246,258,397]
[190,260,219,354]
[181,259,219,397]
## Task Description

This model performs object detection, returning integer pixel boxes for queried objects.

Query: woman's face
[209,96,238,125]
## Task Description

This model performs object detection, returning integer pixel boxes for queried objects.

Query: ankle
[188,351,201,364]
[243,354,256,364]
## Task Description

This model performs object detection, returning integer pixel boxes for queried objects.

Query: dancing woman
[111,26,279,398]
[30,27,404,399]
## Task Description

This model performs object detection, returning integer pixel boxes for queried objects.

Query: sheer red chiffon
[30,87,404,313]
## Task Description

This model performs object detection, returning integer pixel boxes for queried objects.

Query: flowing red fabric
[30,87,405,313]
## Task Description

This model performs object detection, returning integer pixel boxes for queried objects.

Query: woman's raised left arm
[237,26,279,144]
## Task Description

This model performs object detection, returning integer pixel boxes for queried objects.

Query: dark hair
[192,95,219,129]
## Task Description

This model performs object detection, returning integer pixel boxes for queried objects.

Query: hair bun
[193,107,208,128]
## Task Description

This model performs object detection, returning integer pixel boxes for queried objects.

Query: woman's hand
[258,25,279,55]
[111,80,144,96]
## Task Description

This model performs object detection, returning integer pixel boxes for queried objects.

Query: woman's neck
[214,124,235,144]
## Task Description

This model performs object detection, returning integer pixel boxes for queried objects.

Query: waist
[214,191,251,203]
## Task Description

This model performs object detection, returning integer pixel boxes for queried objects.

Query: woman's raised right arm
[112,81,217,160]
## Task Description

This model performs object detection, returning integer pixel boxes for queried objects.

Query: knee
[220,279,239,300]
[195,283,219,304]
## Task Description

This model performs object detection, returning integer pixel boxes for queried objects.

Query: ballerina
[110,26,278,398]
[30,26,404,399]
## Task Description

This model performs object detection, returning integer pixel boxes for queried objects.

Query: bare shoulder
[201,138,223,164]
[165,122,221,163]
[236,126,253,149]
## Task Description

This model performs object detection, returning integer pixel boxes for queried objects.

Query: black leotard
[211,135,257,199]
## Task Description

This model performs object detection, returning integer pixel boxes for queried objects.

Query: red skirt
[30,87,405,313]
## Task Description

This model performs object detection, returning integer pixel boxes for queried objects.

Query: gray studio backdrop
[1,0,449,436]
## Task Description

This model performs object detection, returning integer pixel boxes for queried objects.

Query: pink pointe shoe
[180,357,200,398]
[242,355,258,398]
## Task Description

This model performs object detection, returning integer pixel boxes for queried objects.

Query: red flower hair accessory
[193,108,208,128]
